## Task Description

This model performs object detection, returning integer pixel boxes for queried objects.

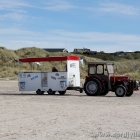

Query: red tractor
[84,62,139,97]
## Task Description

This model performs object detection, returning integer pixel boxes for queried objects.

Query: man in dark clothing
[52,67,58,72]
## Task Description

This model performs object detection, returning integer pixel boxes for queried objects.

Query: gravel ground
[0,81,140,140]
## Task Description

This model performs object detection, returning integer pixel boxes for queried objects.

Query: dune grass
[0,46,140,80]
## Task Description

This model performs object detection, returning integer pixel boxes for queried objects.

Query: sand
[0,81,140,140]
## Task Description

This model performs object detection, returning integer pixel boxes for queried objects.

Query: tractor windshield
[107,64,114,74]
[89,65,104,75]
[89,66,96,74]
[97,65,103,74]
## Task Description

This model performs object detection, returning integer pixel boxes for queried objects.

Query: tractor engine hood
[110,75,130,82]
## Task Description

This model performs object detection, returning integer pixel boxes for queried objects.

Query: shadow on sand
[0,93,118,98]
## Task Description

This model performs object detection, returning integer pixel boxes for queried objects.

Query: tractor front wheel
[115,85,126,97]
[126,90,133,97]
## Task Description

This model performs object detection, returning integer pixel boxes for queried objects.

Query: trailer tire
[84,78,102,96]
[47,91,56,95]
[47,89,56,95]
[115,85,126,97]
[126,90,133,97]
[36,89,44,95]
[59,91,66,95]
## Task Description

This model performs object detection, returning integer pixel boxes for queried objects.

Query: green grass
[0,46,140,80]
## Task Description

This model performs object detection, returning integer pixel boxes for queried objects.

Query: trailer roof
[19,55,79,62]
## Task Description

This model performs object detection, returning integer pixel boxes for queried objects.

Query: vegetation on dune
[0,46,140,80]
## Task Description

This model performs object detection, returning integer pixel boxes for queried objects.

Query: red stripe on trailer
[19,56,79,62]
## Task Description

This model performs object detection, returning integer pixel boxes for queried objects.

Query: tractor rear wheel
[59,91,66,95]
[126,90,133,97]
[115,85,126,97]
[84,79,102,96]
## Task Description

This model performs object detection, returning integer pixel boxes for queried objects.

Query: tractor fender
[112,81,125,91]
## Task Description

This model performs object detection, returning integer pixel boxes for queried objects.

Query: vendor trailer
[18,56,83,95]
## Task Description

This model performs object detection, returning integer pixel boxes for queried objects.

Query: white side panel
[18,73,41,91]
[47,72,67,91]
[18,60,81,92]
[67,60,80,87]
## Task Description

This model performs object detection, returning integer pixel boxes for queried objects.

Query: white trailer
[18,56,83,95]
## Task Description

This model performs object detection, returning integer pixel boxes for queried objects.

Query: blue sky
[0,0,140,52]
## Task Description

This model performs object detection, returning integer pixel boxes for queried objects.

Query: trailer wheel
[84,79,101,96]
[36,89,44,95]
[47,89,56,95]
[115,85,126,97]
[47,91,56,95]
[59,91,66,95]
[126,90,133,97]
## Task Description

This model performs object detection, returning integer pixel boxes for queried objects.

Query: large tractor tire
[36,89,44,95]
[115,85,126,97]
[126,90,133,97]
[84,78,102,96]
[59,91,66,95]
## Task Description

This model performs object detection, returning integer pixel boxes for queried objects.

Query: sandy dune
[0,81,140,140]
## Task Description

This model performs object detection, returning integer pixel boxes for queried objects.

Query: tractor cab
[88,62,114,76]
[87,62,114,85]
[84,62,138,97]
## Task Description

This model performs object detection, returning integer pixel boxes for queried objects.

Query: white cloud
[0,0,32,21]
[0,0,77,21]
[100,2,140,15]
[0,0,31,10]
[0,28,34,36]
[0,0,77,12]
[42,0,77,11]
[87,2,140,15]
[0,13,28,20]
[0,28,140,52]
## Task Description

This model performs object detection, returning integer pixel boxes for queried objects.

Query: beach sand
[0,81,140,140]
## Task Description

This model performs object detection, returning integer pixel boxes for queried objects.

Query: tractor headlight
[136,81,140,87]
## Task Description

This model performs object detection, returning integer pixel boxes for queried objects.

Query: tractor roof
[88,62,114,65]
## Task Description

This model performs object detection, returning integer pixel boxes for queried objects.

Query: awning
[19,55,79,62]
